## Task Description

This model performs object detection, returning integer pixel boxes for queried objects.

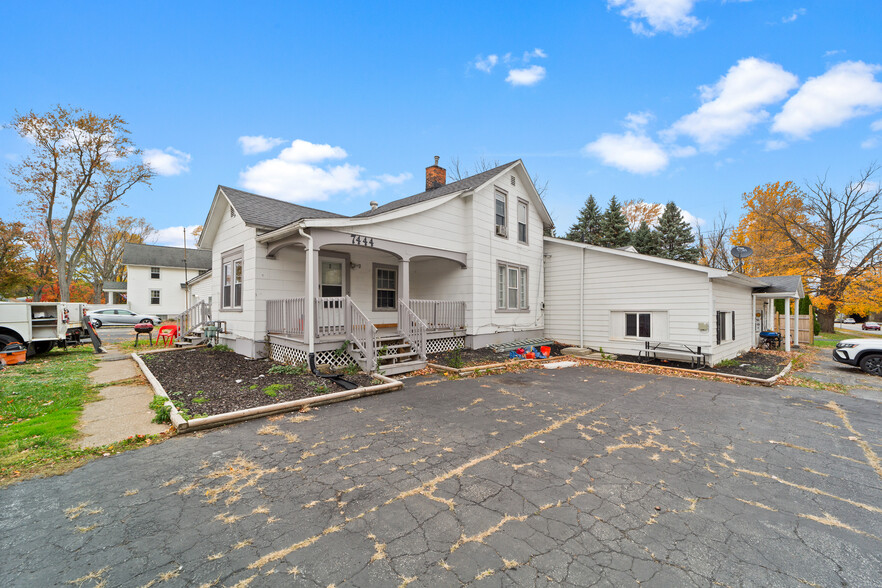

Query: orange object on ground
[0,343,27,366]
[525,352,536,359]
[540,346,551,357]
[157,324,179,347]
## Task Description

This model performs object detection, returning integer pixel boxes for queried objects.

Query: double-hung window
[625,312,651,338]
[150,266,160,279]
[373,264,397,311]
[517,200,528,244]
[495,190,508,237]
[716,311,735,343]
[496,262,528,311]
[222,248,243,310]
[150,289,160,305]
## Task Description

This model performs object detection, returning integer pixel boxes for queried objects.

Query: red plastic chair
[157,324,178,347]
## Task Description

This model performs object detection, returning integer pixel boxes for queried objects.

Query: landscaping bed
[615,349,791,378]
[142,348,373,418]
[427,342,567,369]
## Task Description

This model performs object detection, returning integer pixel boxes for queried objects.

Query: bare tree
[9,105,154,301]
[697,212,735,271]
[447,156,548,198]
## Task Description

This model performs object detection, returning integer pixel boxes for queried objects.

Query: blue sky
[2,1,881,246]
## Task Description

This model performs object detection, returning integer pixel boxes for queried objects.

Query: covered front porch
[259,227,468,373]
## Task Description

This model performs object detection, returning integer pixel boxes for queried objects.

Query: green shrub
[308,381,330,394]
[262,383,291,397]
[211,344,232,352]
[149,396,171,424]
[448,347,464,369]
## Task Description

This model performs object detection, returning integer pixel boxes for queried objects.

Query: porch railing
[398,299,428,360]
[409,299,466,331]
[315,296,347,337]
[266,297,305,338]
[176,300,210,338]
[346,296,377,371]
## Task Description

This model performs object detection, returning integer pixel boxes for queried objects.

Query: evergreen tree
[564,195,602,244]
[656,201,700,262]
[631,220,660,256]
[599,196,630,249]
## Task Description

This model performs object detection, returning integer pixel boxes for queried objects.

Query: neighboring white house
[121,243,212,319]
[188,157,803,372]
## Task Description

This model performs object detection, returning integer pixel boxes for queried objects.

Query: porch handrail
[409,299,466,331]
[398,299,427,360]
[266,298,305,337]
[345,296,377,371]
[176,300,210,339]
[315,296,347,338]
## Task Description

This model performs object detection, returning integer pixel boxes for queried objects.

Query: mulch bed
[142,348,372,418]
[428,343,567,368]
[615,349,790,379]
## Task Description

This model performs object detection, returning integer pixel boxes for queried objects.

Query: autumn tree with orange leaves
[733,166,882,330]
[0,219,32,296]
[621,199,663,231]
[78,215,153,303]
[9,106,154,301]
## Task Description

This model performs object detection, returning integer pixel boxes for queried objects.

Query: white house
[188,157,803,373]
[121,243,212,319]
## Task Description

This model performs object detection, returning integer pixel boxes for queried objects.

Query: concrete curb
[132,352,404,432]
[427,355,561,375]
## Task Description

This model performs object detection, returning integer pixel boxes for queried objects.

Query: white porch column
[784,297,791,352]
[400,258,410,303]
[793,298,800,347]
[751,295,757,345]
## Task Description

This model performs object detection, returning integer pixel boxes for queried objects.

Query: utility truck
[0,301,90,356]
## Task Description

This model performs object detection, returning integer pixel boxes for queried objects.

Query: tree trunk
[33,284,44,302]
[817,307,836,333]
[92,280,103,304]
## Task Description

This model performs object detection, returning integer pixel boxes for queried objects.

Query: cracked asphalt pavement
[1,364,881,586]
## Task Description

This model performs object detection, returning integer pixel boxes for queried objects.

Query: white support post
[752,295,757,345]
[784,297,791,352]
[400,258,410,304]
[793,298,799,347]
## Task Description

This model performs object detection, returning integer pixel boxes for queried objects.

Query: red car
[862,321,881,331]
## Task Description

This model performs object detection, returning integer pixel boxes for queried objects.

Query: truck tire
[0,334,17,349]
[859,353,882,376]
[32,341,56,354]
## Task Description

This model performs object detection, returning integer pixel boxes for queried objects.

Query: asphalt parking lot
[1,364,880,586]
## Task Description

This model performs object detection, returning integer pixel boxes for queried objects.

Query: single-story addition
[119,243,213,319]
[190,157,802,373]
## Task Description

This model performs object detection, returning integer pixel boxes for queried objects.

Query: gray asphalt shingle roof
[102,281,127,291]
[122,243,212,270]
[353,161,519,218]
[755,275,803,294]
[220,186,347,230]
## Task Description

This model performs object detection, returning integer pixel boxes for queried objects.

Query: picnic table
[638,341,707,368]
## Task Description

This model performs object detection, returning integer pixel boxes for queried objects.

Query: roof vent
[369,201,378,211]
[511,175,516,186]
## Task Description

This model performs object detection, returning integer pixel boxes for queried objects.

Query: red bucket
[540,346,551,357]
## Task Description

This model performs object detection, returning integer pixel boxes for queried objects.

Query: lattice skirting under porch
[426,336,465,354]
[269,342,356,368]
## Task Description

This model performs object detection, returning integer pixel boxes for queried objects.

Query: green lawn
[812,328,882,348]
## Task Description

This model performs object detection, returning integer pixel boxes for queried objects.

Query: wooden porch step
[379,359,427,376]
[378,351,418,361]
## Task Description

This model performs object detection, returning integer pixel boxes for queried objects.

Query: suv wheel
[859,353,882,376]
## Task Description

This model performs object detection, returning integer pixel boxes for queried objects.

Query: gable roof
[102,281,127,291]
[219,186,346,230]
[122,243,212,270]
[353,161,519,218]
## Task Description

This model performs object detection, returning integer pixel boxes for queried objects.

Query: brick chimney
[425,155,446,191]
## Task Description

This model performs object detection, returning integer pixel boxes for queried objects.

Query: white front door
[320,259,345,298]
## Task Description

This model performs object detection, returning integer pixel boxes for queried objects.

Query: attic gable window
[150,266,160,279]
[517,200,528,244]
[495,190,508,237]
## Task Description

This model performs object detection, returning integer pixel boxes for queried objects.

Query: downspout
[580,246,585,348]
[298,228,316,363]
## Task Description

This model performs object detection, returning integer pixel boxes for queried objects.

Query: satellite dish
[731,246,754,259]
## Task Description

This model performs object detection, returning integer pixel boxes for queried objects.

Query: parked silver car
[87,308,162,328]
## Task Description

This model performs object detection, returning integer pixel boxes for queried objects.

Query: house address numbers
[350,234,375,247]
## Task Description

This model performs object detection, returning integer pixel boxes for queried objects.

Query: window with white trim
[150,289,160,305]
[517,200,528,244]
[150,266,160,279]
[496,262,528,311]
[373,264,397,311]
[221,249,244,310]
[625,312,651,338]
[495,190,508,236]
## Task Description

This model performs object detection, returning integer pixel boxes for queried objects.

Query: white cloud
[772,61,882,138]
[679,208,706,229]
[824,49,845,58]
[607,0,701,36]
[669,145,697,158]
[665,57,798,151]
[861,137,880,149]
[523,48,547,62]
[149,225,200,248]
[765,139,788,151]
[782,8,805,23]
[239,139,408,203]
[624,111,654,130]
[870,118,882,132]
[474,54,498,73]
[238,135,285,155]
[583,132,669,174]
[143,147,191,176]
[506,65,546,86]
